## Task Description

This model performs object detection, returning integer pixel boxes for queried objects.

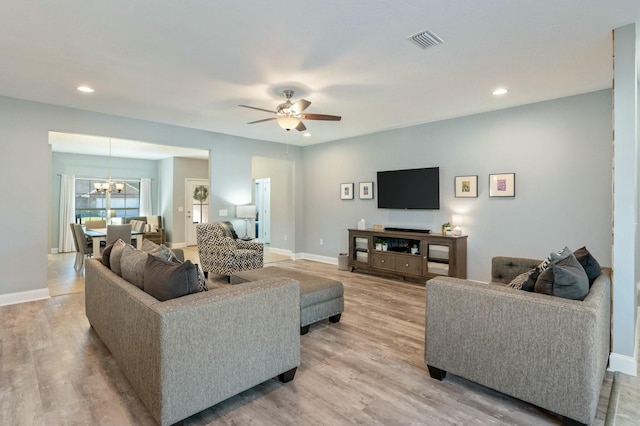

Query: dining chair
[72,223,93,271]
[106,224,132,245]
[85,220,106,229]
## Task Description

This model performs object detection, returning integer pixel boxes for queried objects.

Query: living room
[1,2,639,425]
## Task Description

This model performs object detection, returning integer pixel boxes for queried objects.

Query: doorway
[254,178,271,243]
[186,179,209,246]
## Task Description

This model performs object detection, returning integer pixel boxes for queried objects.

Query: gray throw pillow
[109,239,128,276]
[534,254,589,300]
[143,255,201,301]
[537,246,572,273]
[573,246,601,285]
[120,245,149,289]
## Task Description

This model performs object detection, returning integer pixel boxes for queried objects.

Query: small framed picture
[455,175,478,198]
[489,173,515,197]
[340,183,354,200]
[359,181,374,200]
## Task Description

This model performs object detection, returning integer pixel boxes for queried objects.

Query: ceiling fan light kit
[240,90,341,132]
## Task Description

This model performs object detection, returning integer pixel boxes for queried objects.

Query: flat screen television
[377,167,440,209]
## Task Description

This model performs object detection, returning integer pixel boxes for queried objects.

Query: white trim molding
[298,253,338,265]
[609,352,638,376]
[267,247,292,258]
[0,288,50,307]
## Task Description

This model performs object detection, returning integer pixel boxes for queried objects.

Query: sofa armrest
[491,256,540,283]
[425,273,610,424]
[236,240,264,252]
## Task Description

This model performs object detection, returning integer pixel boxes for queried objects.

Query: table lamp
[452,214,463,236]
[236,205,256,240]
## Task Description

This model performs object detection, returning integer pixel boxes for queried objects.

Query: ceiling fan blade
[239,104,277,114]
[300,113,341,121]
[247,117,277,124]
[295,121,307,131]
[289,99,311,114]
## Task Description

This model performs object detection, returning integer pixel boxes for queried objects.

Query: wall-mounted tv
[377,167,440,209]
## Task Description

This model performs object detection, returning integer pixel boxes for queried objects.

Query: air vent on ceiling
[408,29,443,49]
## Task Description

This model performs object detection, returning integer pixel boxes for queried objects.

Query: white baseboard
[51,248,59,254]
[169,242,187,249]
[297,253,338,265]
[609,352,638,376]
[267,247,292,257]
[0,288,50,307]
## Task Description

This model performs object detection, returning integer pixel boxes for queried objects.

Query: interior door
[186,179,209,246]
[254,178,271,243]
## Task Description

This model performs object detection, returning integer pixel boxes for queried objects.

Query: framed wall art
[359,181,374,199]
[489,173,515,197]
[455,175,478,198]
[340,183,354,200]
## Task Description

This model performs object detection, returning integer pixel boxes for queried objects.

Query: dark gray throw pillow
[573,246,601,285]
[143,255,201,301]
[534,254,589,300]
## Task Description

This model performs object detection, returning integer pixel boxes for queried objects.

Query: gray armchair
[196,222,263,281]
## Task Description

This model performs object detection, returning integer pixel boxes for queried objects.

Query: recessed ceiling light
[303,132,311,137]
[77,86,95,93]
[492,88,508,96]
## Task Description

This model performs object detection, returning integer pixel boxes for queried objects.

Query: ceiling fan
[239,90,341,131]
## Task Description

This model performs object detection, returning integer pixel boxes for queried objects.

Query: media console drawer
[371,252,396,271]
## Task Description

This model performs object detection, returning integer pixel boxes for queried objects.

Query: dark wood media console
[348,228,467,282]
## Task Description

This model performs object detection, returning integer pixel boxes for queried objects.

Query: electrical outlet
[320,239,323,245]
[219,209,228,217]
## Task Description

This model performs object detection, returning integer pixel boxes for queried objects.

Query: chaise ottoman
[231,267,344,335]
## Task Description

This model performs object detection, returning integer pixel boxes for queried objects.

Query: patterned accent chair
[196,222,264,281]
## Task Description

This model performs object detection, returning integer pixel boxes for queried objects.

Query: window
[75,178,140,223]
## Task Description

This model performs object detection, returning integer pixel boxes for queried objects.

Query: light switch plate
[219,209,228,217]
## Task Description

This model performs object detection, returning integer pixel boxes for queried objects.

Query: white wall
[302,90,613,282]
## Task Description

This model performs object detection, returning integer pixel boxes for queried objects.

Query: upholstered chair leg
[203,271,208,278]
[277,367,297,383]
[329,313,342,323]
[561,417,586,426]
[427,365,447,380]
[300,325,310,335]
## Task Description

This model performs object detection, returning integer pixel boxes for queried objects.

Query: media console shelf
[348,228,467,282]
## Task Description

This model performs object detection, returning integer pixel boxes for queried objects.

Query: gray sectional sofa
[85,257,301,426]
[425,256,611,425]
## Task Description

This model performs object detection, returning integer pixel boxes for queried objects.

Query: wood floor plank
[0,252,620,424]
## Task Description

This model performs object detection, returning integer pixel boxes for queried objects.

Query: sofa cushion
[109,239,128,276]
[120,244,149,289]
[534,254,589,300]
[573,246,601,285]
[537,246,572,273]
[143,256,201,301]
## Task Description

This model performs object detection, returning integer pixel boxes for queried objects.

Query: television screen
[377,167,440,209]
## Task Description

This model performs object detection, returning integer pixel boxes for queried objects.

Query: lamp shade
[452,214,463,236]
[277,116,300,130]
[236,205,256,219]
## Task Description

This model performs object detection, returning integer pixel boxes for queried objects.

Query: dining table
[84,228,145,258]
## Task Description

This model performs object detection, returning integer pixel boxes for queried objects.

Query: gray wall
[0,95,301,299]
[302,90,613,282]
[50,151,159,251]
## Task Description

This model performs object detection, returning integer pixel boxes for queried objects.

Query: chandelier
[93,138,124,194]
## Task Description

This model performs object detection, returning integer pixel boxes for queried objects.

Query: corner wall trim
[0,288,50,307]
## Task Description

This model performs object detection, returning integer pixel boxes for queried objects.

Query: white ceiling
[2,1,640,151]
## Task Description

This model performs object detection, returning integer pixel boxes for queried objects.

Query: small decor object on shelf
[411,244,419,255]
[375,239,384,250]
[359,181,374,199]
[340,183,354,200]
[489,173,515,197]
[357,218,366,230]
[372,224,384,230]
[441,222,451,236]
[455,175,478,198]
[381,241,388,251]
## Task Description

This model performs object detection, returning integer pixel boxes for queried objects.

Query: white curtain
[139,177,152,216]
[58,174,76,253]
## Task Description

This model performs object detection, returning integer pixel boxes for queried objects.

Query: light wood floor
[2,252,620,425]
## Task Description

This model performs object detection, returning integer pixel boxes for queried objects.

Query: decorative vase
[375,243,382,251]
